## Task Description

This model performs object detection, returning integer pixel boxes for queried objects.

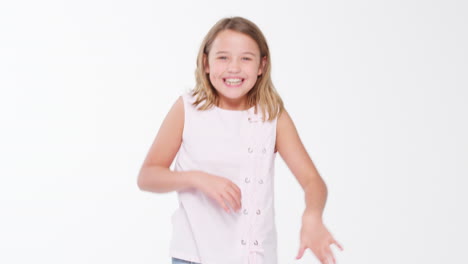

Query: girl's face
[204,29,266,109]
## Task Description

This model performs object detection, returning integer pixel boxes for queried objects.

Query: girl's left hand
[295,214,344,264]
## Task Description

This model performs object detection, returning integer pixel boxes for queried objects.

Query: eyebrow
[215,51,257,56]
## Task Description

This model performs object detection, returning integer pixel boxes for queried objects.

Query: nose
[227,59,241,73]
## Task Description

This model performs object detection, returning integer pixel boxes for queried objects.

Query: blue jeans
[172,257,201,264]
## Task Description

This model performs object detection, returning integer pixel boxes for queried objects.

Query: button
[248,117,258,123]
[258,179,263,184]
[245,177,250,183]
[256,209,261,215]
[248,147,253,153]
[254,240,258,245]
[243,209,248,215]
[241,240,246,245]
[262,147,266,153]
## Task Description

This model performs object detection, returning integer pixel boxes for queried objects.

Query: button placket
[242,110,267,260]
[251,147,268,255]
[244,114,256,217]
[240,112,257,249]
[254,143,268,223]
[241,113,253,251]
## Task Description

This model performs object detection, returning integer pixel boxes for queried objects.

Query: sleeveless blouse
[169,91,279,264]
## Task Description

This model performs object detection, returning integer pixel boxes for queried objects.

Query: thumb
[296,244,306,259]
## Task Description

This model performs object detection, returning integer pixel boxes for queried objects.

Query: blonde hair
[190,16,284,122]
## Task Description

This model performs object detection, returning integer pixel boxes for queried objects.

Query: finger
[318,248,329,264]
[332,239,344,251]
[226,184,242,209]
[222,188,240,211]
[227,182,241,203]
[295,244,306,259]
[324,247,336,264]
[231,181,242,197]
[214,195,230,213]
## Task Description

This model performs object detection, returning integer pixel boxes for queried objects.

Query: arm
[276,109,327,220]
[136,96,242,213]
[137,96,196,193]
[276,109,343,263]
[276,111,327,221]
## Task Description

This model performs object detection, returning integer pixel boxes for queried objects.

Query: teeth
[225,78,242,85]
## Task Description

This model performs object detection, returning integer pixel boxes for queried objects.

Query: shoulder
[275,108,301,152]
[181,90,197,104]
[139,95,185,169]
[276,108,293,130]
[162,95,185,138]
[173,95,185,120]
[275,108,322,189]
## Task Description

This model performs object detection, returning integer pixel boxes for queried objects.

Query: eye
[217,56,228,60]
[242,57,252,61]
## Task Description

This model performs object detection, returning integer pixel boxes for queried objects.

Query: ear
[203,53,210,73]
[258,56,267,76]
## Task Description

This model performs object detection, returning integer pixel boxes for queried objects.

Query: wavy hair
[190,16,284,122]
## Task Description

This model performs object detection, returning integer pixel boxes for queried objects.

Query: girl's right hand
[192,171,242,213]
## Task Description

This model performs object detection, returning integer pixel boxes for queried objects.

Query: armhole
[180,92,190,141]
[273,108,280,154]
[274,117,278,153]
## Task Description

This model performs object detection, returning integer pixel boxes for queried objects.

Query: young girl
[138,16,343,264]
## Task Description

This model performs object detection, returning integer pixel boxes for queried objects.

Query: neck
[217,96,250,111]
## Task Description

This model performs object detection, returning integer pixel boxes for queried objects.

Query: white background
[1,0,467,263]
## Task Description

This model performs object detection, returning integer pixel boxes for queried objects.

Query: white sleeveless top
[169,91,278,264]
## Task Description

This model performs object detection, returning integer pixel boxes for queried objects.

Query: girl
[138,16,343,264]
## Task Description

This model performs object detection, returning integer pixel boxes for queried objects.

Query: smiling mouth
[224,78,244,86]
